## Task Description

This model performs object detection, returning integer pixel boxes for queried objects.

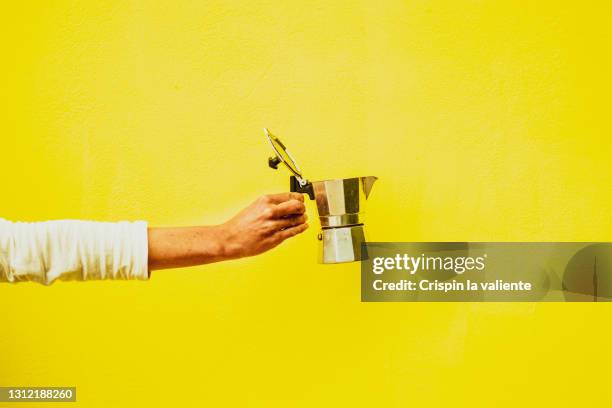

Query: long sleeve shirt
[0,219,149,285]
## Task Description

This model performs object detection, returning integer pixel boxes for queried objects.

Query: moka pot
[265,129,377,263]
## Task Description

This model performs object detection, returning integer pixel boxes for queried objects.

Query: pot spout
[361,176,377,199]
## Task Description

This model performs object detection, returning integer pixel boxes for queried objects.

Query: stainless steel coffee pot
[265,128,377,263]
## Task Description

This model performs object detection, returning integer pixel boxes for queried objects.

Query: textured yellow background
[1,1,611,406]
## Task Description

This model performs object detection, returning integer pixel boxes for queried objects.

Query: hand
[219,192,309,259]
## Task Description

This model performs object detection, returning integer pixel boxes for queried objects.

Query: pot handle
[290,176,315,200]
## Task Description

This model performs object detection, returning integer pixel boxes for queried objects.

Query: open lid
[264,128,308,186]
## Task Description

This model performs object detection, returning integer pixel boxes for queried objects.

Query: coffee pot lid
[264,128,308,186]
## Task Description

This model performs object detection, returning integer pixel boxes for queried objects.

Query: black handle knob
[268,156,281,169]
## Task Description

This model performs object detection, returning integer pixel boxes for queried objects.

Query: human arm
[0,193,308,284]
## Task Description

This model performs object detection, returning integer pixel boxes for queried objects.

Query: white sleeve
[0,218,149,285]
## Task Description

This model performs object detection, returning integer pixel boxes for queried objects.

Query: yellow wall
[1,1,612,406]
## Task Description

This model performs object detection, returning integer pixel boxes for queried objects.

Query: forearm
[147,225,232,270]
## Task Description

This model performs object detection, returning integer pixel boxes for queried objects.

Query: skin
[147,192,308,270]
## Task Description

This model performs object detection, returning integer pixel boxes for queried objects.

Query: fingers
[275,222,309,242]
[265,192,304,204]
[271,214,308,230]
[274,199,305,217]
